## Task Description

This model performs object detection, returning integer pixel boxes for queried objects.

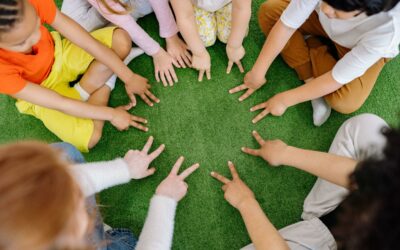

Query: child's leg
[324,45,386,114]
[215,3,232,43]
[61,0,109,32]
[194,6,217,47]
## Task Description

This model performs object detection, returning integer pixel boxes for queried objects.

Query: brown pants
[258,0,387,114]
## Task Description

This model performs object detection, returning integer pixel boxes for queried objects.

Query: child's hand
[226,44,245,74]
[250,93,288,123]
[229,70,266,101]
[211,161,255,210]
[111,103,149,132]
[166,34,192,68]
[124,73,160,107]
[153,48,178,87]
[242,131,288,166]
[156,156,200,202]
[124,136,165,179]
[191,50,211,82]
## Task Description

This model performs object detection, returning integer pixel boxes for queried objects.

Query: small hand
[191,50,211,82]
[250,93,288,123]
[226,44,245,74]
[241,131,288,166]
[166,34,192,68]
[156,156,200,202]
[153,48,178,87]
[229,70,266,102]
[124,73,160,107]
[211,161,255,210]
[111,103,148,132]
[124,136,165,179]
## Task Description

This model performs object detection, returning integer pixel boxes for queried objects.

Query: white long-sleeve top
[70,159,177,250]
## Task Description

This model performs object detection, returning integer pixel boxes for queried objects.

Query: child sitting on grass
[0,0,160,152]
[61,0,191,87]
[170,0,252,81]
[230,0,400,126]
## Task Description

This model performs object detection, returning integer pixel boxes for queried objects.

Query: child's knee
[258,0,285,35]
[88,129,102,149]
[325,93,365,114]
[112,28,132,59]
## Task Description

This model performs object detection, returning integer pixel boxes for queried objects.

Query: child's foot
[311,97,331,126]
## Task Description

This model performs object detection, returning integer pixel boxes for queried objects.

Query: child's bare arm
[12,83,148,132]
[50,9,158,106]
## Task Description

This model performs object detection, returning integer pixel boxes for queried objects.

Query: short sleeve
[280,0,319,29]
[29,0,58,24]
[0,68,27,94]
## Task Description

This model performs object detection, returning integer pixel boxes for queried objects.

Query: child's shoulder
[28,0,58,25]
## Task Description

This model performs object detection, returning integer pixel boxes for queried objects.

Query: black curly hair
[0,0,24,35]
[333,128,400,250]
[323,0,399,16]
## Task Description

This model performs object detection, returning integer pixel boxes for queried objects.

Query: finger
[226,61,234,74]
[170,68,178,83]
[206,69,211,80]
[131,115,147,124]
[239,88,255,102]
[211,171,230,184]
[130,121,149,132]
[176,56,185,68]
[241,147,260,156]
[228,161,239,179]
[145,90,160,103]
[170,156,184,176]
[160,72,168,87]
[179,163,200,180]
[236,61,245,73]
[123,102,134,111]
[145,167,156,177]
[140,94,154,107]
[149,144,166,161]
[229,84,247,94]
[198,70,205,82]
[129,94,137,107]
[172,58,181,68]
[250,102,267,112]
[165,70,174,86]
[183,52,192,67]
[252,130,265,145]
[155,69,161,84]
[252,109,270,124]
[142,136,154,153]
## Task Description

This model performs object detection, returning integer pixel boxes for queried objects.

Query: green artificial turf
[1,1,400,249]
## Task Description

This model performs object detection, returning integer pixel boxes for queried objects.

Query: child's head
[0,142,89,250]
[321,0,399,19]
[0,0,41,52]
[334,128,400,249]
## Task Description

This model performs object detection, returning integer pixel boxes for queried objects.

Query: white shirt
[281,0,400,84]
[192,0,231,12]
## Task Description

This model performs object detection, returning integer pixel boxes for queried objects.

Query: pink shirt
[88,0,178,55]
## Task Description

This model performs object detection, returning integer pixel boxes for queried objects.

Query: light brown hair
[0,141,88,250]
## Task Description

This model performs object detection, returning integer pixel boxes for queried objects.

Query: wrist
[281,146,297,166]
[237,196,258,212]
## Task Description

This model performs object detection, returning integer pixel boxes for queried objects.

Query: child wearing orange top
[0,0,159,152]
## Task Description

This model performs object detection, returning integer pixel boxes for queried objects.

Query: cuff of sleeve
[146,43,162,56]
[151,195,178,209]
[331,66,350,85]
[160,27,179,39]
[280,13,299,29]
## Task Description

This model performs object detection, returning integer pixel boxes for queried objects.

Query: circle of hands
[117,41,290,204]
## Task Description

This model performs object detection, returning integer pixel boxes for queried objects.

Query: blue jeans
[52,142,137,250]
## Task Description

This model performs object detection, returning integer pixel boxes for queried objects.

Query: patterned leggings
[194,3,232,47]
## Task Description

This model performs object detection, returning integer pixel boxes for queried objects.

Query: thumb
[145,167,156,177]
[129,94,137,107]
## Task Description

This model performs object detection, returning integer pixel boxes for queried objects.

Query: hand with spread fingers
[124,136,166,179]
[191,50,211,82]
[111,103,149,132]
[242,131,288,166]
[211,161,255,210]
[153,48,179,87]
[156,156,200,202]
[124,73,160,107]
[250,94,288,123]
[166,34,192,69]
[229,70,266,102]
[226,45,245,74]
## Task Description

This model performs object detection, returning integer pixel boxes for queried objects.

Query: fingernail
[252,130,256,134]
[250,108,253,111]
[252,120,256,124]
[241,147,245,151]
[146,128,149,132]
[210,171,215,176]
[239,98,243,102]
[228,161,232,165]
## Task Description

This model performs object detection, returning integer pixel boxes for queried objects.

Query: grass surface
[1,1,400,249]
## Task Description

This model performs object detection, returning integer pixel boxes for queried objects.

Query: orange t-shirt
[0,0,57,94]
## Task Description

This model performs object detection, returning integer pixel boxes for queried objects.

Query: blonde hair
[0,142,90,250]
[97,0,132,15]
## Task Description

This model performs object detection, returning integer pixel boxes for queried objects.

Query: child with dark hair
[230,0,400,126]
[0,0,159,152]
[212,113,400,249]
